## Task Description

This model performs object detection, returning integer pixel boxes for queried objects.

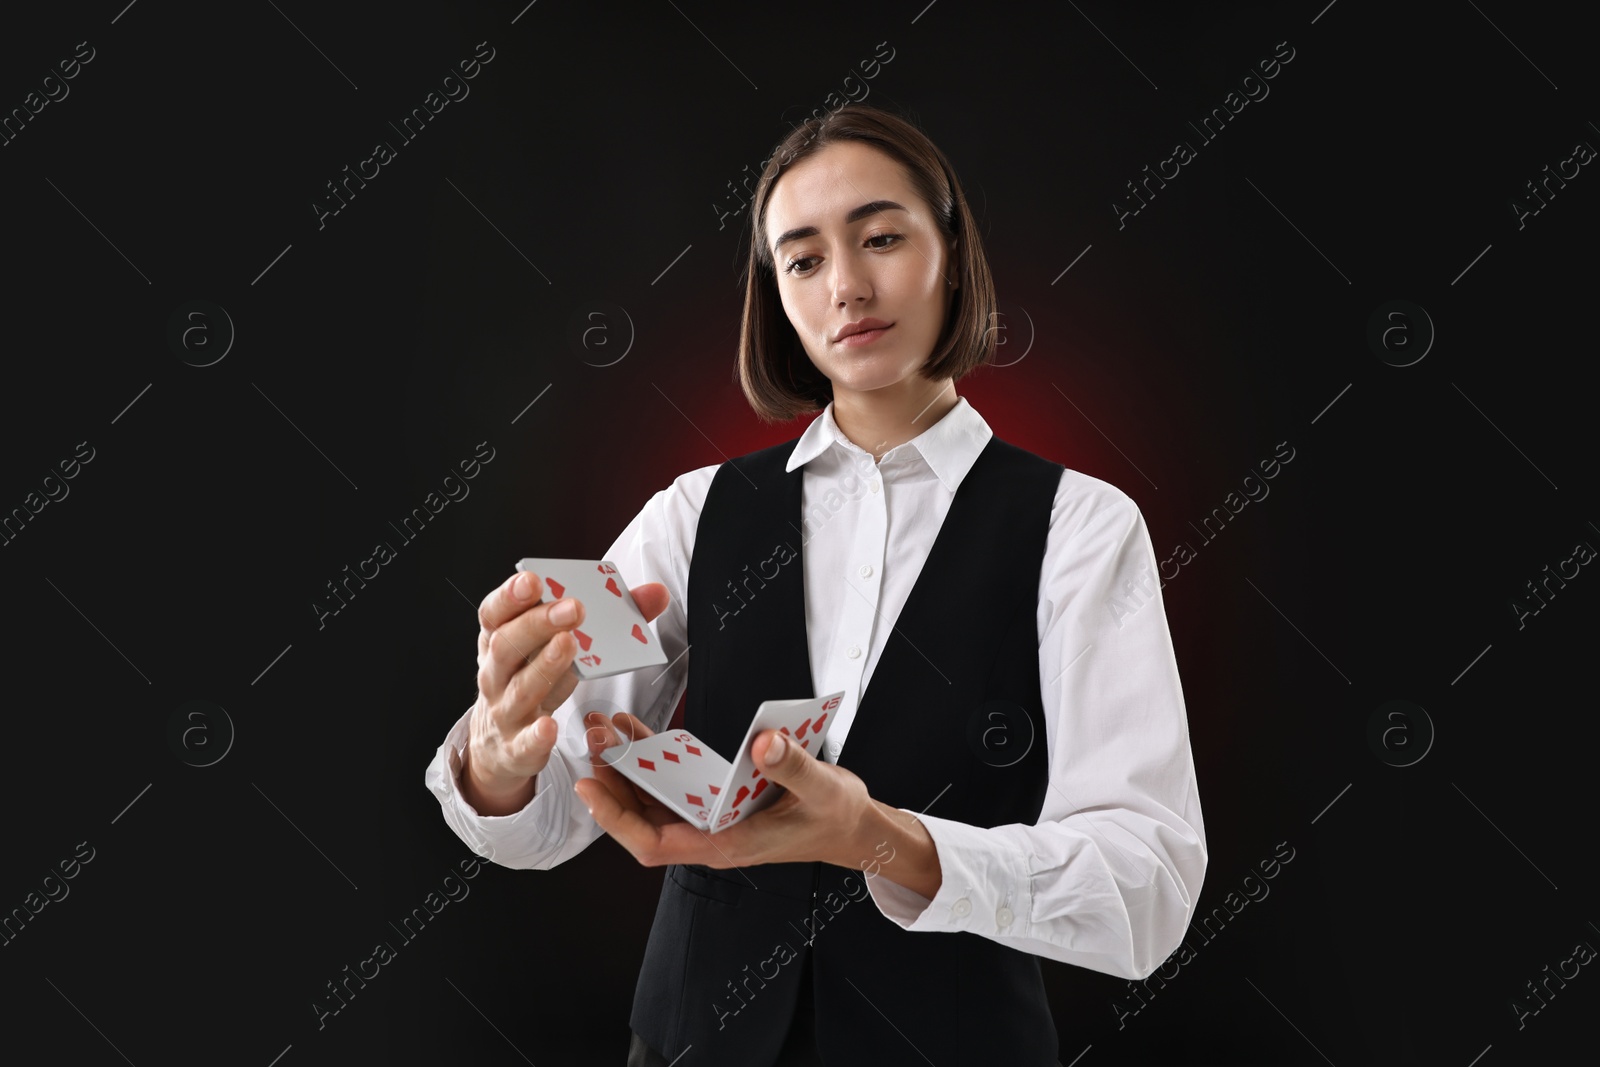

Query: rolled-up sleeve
[423,471,709,870]
[866,473,1207,979]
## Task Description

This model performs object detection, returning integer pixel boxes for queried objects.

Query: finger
[754,728,815,793]
[612,712,678,808]
[533,635,587,716]
[629,582,671,625]
[507,713,559,770]
[478,579,664,698]
[755,729,782,766]
[490,625,580,728]
[475,571,547,701]
[479,588,586,711]
[582,711,625,765]
[582,712,652,781]
[478,570,544,632]
[581,712,639,790]
[575,734,646,822]
[609,711,656,740]
[592,717,661,811]
[514,586,667,715]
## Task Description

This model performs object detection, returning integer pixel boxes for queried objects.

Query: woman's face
[764,140,957,399]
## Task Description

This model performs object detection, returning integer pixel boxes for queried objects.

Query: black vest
[629,431,1065,1066]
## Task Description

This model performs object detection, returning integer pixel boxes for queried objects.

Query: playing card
[596,691,844,833]
[516,558,669,680]
[600,728,731,828]
[709,693,842,831]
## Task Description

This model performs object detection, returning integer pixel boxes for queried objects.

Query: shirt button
[868,479,880,494]
[859,564,873,579]
[951,897,972,919]
[847,646,860,659]
[996,906,1015,927]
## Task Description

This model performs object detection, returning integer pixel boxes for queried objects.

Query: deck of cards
[517,558,670,680]
[599,692,844,832]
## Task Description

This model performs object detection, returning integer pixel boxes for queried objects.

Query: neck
[832,380,959,461]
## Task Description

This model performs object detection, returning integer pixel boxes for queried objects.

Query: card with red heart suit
[597,692,844,833]
[515,558,669,680]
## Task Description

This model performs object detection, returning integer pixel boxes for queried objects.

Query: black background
[1,2,1594,1064]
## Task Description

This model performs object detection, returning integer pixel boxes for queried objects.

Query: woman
[425,103,1207,1067]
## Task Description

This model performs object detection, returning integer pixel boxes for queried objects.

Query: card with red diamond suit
[713,691,843,832]
[515,558,668,680]
[600,729,729,829]
[597,692,844,833]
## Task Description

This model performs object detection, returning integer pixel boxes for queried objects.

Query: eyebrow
[771,200,910,254]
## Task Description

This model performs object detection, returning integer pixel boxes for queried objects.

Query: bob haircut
[736,103,998,424]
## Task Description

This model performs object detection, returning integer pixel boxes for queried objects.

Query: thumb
[756,729,813,789]
[629,582,671,624]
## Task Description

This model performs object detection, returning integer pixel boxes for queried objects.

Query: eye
[782,254,819,277]
[781,233,903,277]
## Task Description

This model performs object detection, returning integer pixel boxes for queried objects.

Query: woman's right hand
[461,569,670,816]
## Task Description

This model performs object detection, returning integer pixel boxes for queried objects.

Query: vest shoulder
[697,435,806,486]
[726,435,805,470]
[984,434,1068,476]
[985,435,1140,509]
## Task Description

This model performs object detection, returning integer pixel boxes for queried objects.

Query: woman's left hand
[574,710,877,870]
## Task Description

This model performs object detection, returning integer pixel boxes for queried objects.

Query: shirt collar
[784,395,993,494]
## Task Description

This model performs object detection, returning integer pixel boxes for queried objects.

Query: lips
[838,325,890,345]
[834,318,893,343]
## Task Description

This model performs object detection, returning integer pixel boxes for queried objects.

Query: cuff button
[995,906,1015,927]
[951,897,972,918]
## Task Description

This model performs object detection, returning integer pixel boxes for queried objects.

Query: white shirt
[424,395,1206,980]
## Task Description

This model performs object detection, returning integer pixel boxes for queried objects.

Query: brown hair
[735,103,998,423]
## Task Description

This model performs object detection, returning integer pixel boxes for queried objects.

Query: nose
[831,256,872,306]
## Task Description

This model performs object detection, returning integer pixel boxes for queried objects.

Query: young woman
[426,104,1206,1067]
